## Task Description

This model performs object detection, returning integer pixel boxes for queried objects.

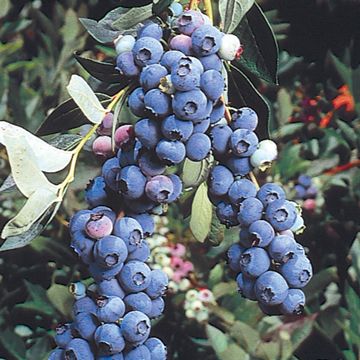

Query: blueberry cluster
[49,208,168,359]
[184,288,215,322]
[294,174,317,201]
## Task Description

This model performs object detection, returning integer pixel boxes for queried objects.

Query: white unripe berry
[259,139,278,159]
[218,34,241,61]
[114,34,136,55]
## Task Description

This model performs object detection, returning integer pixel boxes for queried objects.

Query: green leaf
[153,0,173,15]
[189,182,213,242]
[26,336,52,360]
[349,233,360,281]
[61,8,80,43]
[207,304,235,324]
[336,119,357,148]
[206,324,228,354]
[36,94,111,136]
[276,87,293,126]
[79,17,119,43]
[219,0,254,34]
[208,207,226,246]
[212,281,237,299]
[0,329,26,360]
[255,341,280,360]
[74,53,127,84]
[47,284,73,318]
[0,0,10,18]
[112,5,153,32]
[230,321,260,353]
[182,157,212,188]
[120,0,152,7]
[228,64,270,139]
[273,123,303,140]
[233,3,278,84]
[67,75,107,124]
[291,316,314,350]
[344,284,360,346]
[208,263,224,288]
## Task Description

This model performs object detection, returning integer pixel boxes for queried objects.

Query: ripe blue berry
[129,214,155,237]
[236,273,256,300]
[116,52,139,77]
[128,87,146,117]
[93,235,128,268]
[239,247,270,278]
[226,156,252,176]
[124,292,152,314]
[140,63,168,91]
[98,279,125,299]
[160,50,184,70]
[145,337,167,360]
[54,323,73,348]
[265,200,297,231]
[237,197,264,227]
[230,129,259,157]
[268,235,297,263]
[230,107,258,131]
[102,158,120,191]
[176,10,204,35]
[148,297,165,318]
[146,269,169,299]
[208,165,234,196]
[138,22,163,40]
[200,69,224,101]
[210,100,225,124]
[156,139,186,165]
[145,175,174,203]
[70,231,94,265]
[280,289,305,315]
[74,312,98,340]
[167,174,183,202]
[113,217,144,253]
[124,345,151,360]
[85,177,108,207]
[95,323,125,355]
[48,348,65,360]
[121,311,151,344]
[169,34,193,55]
[280,254,313,288]
[73,296,97,316]
[132,37,163,67]
[216,201,239,227]
[228,179,257,206]
[255,271,289,305]
[227,243,244,272]
[161,115,194,141]
[69,210,92,235]
[118,165,147,199]
[209,124,232,155]
[248,220,275,247]
[127,240,151,262]
[144,89,171,117]
[257,183,286,207]
[96,296,126,323]
[191,25,223,56]
[186,133,211,161]
[172,89,208,121]
[65,338,94,360]
[138,151,166,177]
[171,61,201,91]
[199,54,222,72]
[135,118,161,149]
[118,261,151,292]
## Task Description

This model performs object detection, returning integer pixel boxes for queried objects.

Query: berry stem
[203,0,213,24]
[249,171,260,190]
[324,159,360,175]
[189,0,200,10]
[57,86,129,198]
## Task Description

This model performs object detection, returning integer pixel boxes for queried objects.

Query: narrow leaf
[47,284,73,318]
[79,18,119,43]
[219,0,254,34]
[112,5,153,32]
[189,182,213,242]
[182,157,212,188]
[67,75,107,124]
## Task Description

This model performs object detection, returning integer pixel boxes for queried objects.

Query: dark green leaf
[75,53,127,84]
[79,17,119,43]
[36,93,111,136]
[219,0,254,34]
[233,3,278,84]
[207,208,225,246]
[228,64,270,139]
[0,329,26,360]
[153,0,173,15]
[112,5,153,32]
[120,0,152,7]
[26,336,52,360]
[336,119,357,148]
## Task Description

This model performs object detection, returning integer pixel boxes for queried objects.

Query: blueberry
[200,69,224,101]
[140,64,168,91]
[124,196,156,214]
[73,296,97,316]
[139,151,166,177]
[169,1,183,16]
[191,25,223,56]
[237,197,264,227]
[96,296,126,323]
[85,176,108,207]
[230,107,258,131]
[178,56,204,73]
[129,214,155,237]
[121,311,151,344]
[132,37,163,67]
[85,213,113,240]
[298,174,312,188]
[117,165,147,199]
[145,175,174,203]
[144,89,171,118]
[176,10,204,35]
[280,289,305,315]
[92,206,116,223]
[98,354,124,360]
[226,156,252,176]
[128,87,146,117]
[70,231,94,265]
[95,323,125,355]
[193,116,210,133]
[124,345,151,360]
[55,323,73,348]
[254,271,289,305]
[145,338,167,360]
[135,118,161,149]
[218,33,242,61]
[102,158,120,191]
[239,247,270,278]
[280,254,313,288]
[156,139,186,165]
[74,312,98,340]
[227,243,244,272]
[199,54,222,72]
[216,201,239,227]
[167,174,183,202]
[265,200,297,231]
[148,297,165,318]
[124,292,152,314]
[209,124,232,156]
[65,338,94,360]
[93,136,113,158]
[145,269,169,299]
[160,50,184,70]
[208,165,234,196]
[171,61,201,91]
[48,348,65,360]
[69,210,92,235]
[186,133,211,161]
[248,220,275,247]
[118,140,142,167]
[115,34,136,55]
[258,302,282,316]
[172,89,208,121]
[230,129,258,157]
[118,261,151,292]
[250,148,275,170]
[89,262,124,282]
[294,184,307,199]
[228,179,257,206]
[98,279,126,299]
[257,183,286,207]
[113,217,144,253]
[239,227,252,247]
[114,125,135,150]
[169,34,193,55]
[210,100,225,124]
[93,235,128,268]
[268,235,297,263]
[116,52,139,77]
[138,22,163,40]
[161,115,194,141]
[127,241,151,262]
[236,273,256,300]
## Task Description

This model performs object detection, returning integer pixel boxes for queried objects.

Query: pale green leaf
[230,321,260,352]
[212,281,238,299]
[206,324,228,354]
[47,284,73,318]
[182,157,212,188]
[112,4,153,32]
[0,0,10,18]
[61,8,80,43]
[66,75,107,124]
[219,0,255,34]
[0,122,73,173]
[1,188,59,238]
[189,182,213,242]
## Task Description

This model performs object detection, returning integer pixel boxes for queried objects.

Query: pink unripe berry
[303,199,316,212]
[170,34,193,55]
[114,124,135,150]
[218,34,242,61]
[97,113,114,136]
[92,136,113,158]
[85,213,114,239]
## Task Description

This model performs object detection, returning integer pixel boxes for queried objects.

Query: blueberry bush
[0,0,359,359]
